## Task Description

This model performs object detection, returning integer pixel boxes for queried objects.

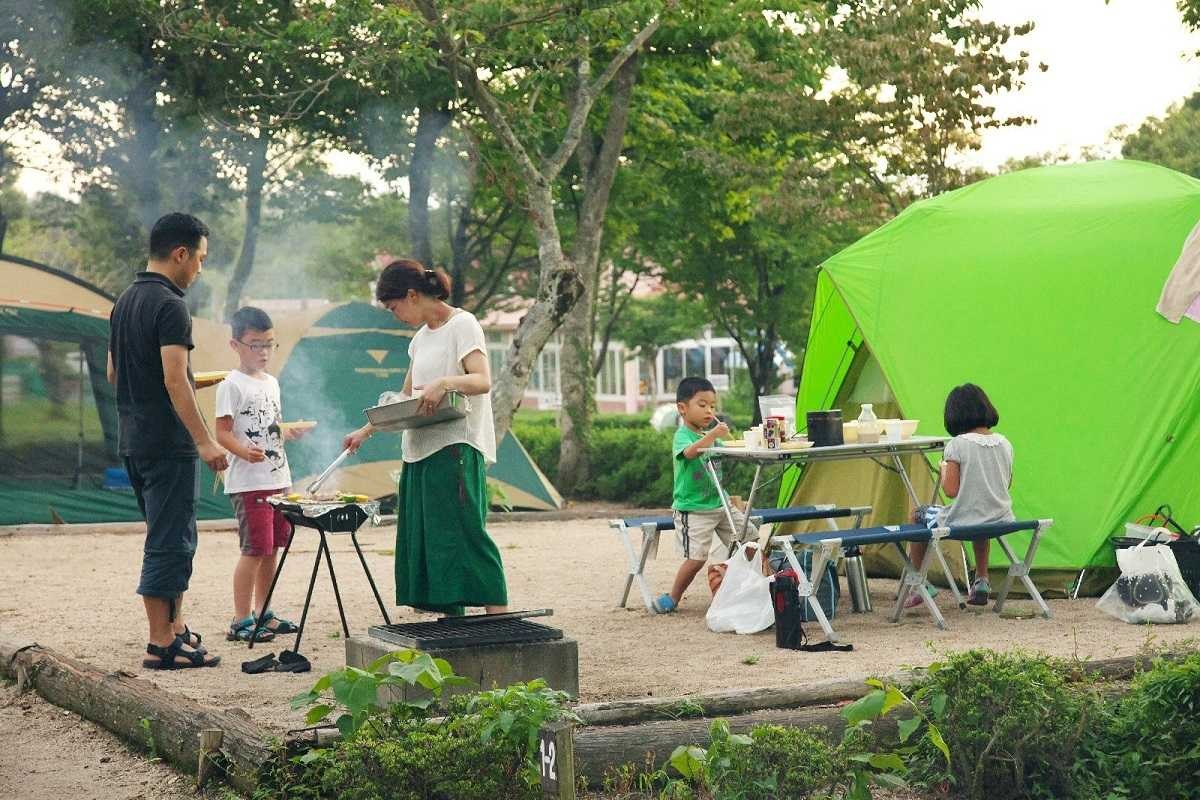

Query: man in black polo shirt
[108,213,228,669]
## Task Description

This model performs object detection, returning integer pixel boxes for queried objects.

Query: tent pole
[74,345,84,489]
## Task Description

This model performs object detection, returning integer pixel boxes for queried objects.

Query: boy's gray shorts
[672,508,751,560]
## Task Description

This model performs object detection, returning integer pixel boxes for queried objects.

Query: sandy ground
[0,682,199,800]
[2,516,1198,737]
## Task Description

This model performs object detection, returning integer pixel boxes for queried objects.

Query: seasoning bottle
[857,403,880,444]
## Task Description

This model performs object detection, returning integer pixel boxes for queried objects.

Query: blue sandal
[260,609,299,635]
[227,615,275,642]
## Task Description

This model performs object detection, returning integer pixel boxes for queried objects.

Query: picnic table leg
[993,522,1053,618]
[780,539,841,642]
[891,453,922,509]
[704,460,743,539]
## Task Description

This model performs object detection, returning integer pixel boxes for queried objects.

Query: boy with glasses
[215,306,307,641]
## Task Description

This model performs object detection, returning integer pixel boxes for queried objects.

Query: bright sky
[12,0,1200,196]
[966,0,1200,169]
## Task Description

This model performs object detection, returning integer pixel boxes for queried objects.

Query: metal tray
[364,391,468,431]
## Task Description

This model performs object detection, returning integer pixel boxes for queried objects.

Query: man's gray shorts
[125,457,198,598]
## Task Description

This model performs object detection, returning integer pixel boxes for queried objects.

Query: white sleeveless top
[401,309,497,465]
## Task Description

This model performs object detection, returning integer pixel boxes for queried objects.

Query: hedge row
[514,417,761,508]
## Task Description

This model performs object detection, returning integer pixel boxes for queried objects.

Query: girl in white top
[909,383,1014,607]
[344,260,507,616]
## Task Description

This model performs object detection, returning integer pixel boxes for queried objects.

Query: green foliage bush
[1075,652,1200,800]
[258,652,577,800]
[912,650,1097,800]
[513,415,759,507]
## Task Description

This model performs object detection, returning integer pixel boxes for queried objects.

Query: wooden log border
[2,629,1195,790]
[0,635,273,794]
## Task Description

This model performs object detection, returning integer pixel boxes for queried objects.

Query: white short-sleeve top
[401,308,497,465]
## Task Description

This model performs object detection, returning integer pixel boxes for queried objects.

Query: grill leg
[292,535,326,654]
[248,524,295,650]
[350,531,391,625]
[321,532,351,638]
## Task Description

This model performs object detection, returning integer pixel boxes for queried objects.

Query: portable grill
[249,497,392,652]
[368,609,561,650]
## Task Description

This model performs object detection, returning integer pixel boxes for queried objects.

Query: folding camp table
[773,518,1055,641]
[608,504,871,612]
[702,436,950,641]
[704,436,950,537]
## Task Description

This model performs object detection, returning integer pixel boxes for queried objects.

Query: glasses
[237,340,279,353]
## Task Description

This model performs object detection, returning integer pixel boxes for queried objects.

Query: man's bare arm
[107,351,116,386]
[161,345,228,471]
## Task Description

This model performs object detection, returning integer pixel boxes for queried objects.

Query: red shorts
[232,490,293,556]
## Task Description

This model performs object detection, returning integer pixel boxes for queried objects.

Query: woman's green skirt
[396,443,508,615]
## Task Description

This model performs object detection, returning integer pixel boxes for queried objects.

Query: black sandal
[142,635,221,670]
[178,626,206,652]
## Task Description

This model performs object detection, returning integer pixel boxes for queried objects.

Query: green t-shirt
[672,425,722,511]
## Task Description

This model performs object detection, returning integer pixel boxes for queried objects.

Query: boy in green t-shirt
[653,377,748,614]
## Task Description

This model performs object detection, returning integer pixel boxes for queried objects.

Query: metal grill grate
[368,618,563,650]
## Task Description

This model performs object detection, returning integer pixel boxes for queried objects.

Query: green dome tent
[784,160,1200,594]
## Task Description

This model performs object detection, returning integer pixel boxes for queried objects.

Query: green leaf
[867,752,907,772]
[669,745,707,780]
[498,710,516,733]
[298,749,324,764]
[335,713,356,739]
[875,772,910,788]
[897,716,922,743]
[842,689,886,724]
[927,725,951,764]
[931,691,948,716]
[881,685,907,715]
[305,704,334,725]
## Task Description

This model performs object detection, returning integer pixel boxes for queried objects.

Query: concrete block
[346,634,579,708]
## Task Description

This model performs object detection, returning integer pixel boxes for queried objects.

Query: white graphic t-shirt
[215,370,292,493]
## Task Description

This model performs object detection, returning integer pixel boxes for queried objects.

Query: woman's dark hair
[149,212,209,260]
[375,258,451,302]
[943,383,999,436]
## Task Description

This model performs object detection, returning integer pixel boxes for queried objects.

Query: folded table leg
[891,532,948,630]
[779,538,842,642]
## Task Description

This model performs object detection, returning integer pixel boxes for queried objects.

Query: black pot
[806,410,844,447]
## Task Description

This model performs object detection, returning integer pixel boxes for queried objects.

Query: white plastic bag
[706,542,775,634]
[1097,537,1199,624]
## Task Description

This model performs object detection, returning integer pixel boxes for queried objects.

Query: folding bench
[774,518,1055,642]
[609,504,870,612]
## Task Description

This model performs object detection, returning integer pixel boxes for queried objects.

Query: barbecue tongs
[306,447,352,495]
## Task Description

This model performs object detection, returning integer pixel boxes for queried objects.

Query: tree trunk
[491,183,583,443]
[223,134,270,321]
[556,56,640,494]
[409,104,452,268]
[0,204,7,253]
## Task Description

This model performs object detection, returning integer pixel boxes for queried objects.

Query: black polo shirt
[109,271,198,459]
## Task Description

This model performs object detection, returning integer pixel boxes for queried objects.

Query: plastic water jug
[857,403,880,444]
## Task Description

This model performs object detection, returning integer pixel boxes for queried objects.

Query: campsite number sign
[538,721,576,799]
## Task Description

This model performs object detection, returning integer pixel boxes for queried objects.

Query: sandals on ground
[261,609,299,635]
[227,615,275,643]
[142,635,221,670]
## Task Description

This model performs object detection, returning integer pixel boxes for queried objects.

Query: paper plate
[193,370,230,388]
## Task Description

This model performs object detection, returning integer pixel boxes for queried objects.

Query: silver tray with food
[364,391,469,431]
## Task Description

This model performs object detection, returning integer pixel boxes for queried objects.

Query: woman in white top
[344,259,508,615]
